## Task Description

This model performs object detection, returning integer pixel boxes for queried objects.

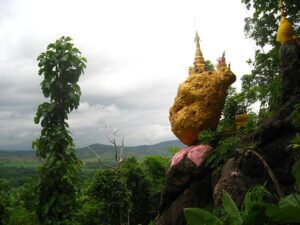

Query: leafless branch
[246,149,285,199]
[106,129,125,169]
[86,145,116,169]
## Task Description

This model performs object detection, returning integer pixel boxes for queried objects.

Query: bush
[205,137,240,169]
[198,130,217,145]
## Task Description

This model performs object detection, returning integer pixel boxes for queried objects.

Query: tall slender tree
[33,36,87,224]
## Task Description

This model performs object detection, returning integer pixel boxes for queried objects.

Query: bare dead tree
[107,129,125,169]
[86,145,116,169]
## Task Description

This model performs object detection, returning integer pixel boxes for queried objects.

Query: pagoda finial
[193,31,206,72]
[217,51,227,69]
[279,0,284,16]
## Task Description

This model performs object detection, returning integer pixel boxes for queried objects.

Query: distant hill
[0,140,185,162]
[78,140,185,160]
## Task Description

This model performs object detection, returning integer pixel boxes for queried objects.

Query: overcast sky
[0,0,256,150]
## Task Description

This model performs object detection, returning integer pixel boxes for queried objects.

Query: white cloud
[0,0,255,149]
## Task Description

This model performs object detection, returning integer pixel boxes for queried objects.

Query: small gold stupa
[169,32,236,146]
[276,0,297,43]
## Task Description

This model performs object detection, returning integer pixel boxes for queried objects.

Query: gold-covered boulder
[169,33,236,146]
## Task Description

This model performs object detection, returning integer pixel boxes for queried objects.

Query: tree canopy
[241,0,300,112]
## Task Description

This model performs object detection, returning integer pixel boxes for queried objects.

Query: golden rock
[169,34,236,146]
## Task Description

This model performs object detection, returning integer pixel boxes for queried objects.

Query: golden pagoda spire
[276,0,297,43]
[193,31,206,72]
[279,0,284,17]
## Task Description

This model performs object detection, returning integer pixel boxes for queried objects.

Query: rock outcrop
[169,35,236,146]
[213,39,300,209]
[155,155,212,225]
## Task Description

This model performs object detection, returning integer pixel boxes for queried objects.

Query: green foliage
[222,191,243,225]
[205,137,240,169]
[32,36,86,225]
[266,204,300,223]
[242,0,300,48]
[184,186,273,225]
[241,185,273,216]
[90,169,131,225]
[288,133,300,150]
[142,155,168,192]
[141,156,169,220]
[295,161,300,191]
[241,50,282,112]
[223,87,249,120]
[241,0,300,112]
[242,113,258,134]
[184,208,223,225]
[184,182,300,225]
[166,146,181,156]
[0,179,10,225]
[198,130,217,145]
[77,198,103,225]
[291,103,300,129]
[205,60,215,72]
[5,179,39,225]
[7,207,38,225]
[265,194,300,223]
[8,178,38,212]
[122,157,153,225]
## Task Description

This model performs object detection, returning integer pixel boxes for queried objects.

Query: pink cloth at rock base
[170,145,212,167]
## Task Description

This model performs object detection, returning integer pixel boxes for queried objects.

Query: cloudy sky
[0,0,256,150]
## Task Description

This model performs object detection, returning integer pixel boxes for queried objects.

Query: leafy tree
[166,146,181,156]
[77,198,103,225]
[223,87,250,119]
[90,169,131,225]
[122,157,153,225]
[7,207,38,225]
[198,129,217,145]
[0,179,10,225]
[7,178,38,225]
[241,0,300,112]
[142,155,168,192]
[205,60,215,72]
[142,156,169,217]
[32,36,87,224]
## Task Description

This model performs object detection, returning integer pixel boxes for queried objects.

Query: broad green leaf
[242,202,269,225]
[279,194,300,208]
[222,191,243,225]
[267,205,300,223]
[184,208,223,225]
[295,160,300,192]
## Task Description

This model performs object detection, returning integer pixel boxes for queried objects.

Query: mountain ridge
[0,140,185,161]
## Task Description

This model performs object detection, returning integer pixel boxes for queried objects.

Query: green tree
[122,157,153,225]
[90,169,131,225]
[205,60,215,72]
[142,156,169,217]
[142,156,168,192]
[241,0,300,112]
[0,179,10,225]
[7,178,38,225]
[32,36,87,224]
[166,146,181,156]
